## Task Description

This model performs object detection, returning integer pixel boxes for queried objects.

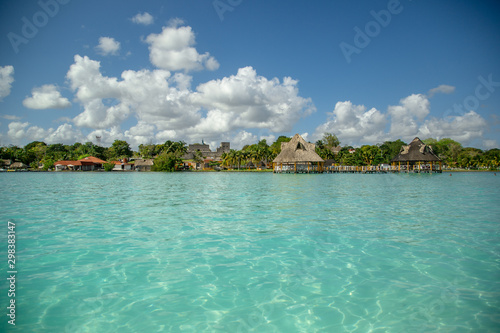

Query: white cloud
[388,94,430,140]
[145,24,219,72]
[259,134,276,145]
[7,122,31,140]
[96,37,121,56]
[64,53,313,148]
[131,12,154,25]
[0,65,14,101]
[73,99,131,129]
[1,114,21,120]
[45,123,84,144]
[313,101,386,145]
[428,84,455,97]
[23,85,71,109]
[66,55,200,133]
[417,111,487,144]
[123,122,156,147]
[191,67,315,133]
[232,131,258,149]
[7,121,84,145]
[86,127,124,147]
[313,91,493,148]
[7,121,49,142]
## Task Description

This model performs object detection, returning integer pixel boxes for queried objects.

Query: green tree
[360,145,382,165]
[152,151,183,172]
[424,138,462,165]
[109,140,133,159]
[270,136,291,158]
[103,162,115,171]
[138,143,156,158]
[484,149,500,170]
[321,132,340,149]
[42,158,54,171]
[379,140,406,164]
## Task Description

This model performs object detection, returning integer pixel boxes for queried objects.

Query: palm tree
[227,149,238,169]
[221,152,229,168]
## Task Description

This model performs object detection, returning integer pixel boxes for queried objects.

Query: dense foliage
[1,134,499,171]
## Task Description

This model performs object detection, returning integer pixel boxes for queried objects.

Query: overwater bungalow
[273,134,325,173]
[391,137,442,173]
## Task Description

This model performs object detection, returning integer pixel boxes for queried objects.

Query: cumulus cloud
[428,84,455,97]
[232,130,258,149]
[45,123,84,144]
[191,67,315,134]
[4,23,317,148]
[7,122,49,142]
[388,94,430,140]
[7,121,84,144]
[417,111,487,144]
[145,24,219,72]
[0,65,14,101]
[313,101,386,145]
[96,37,121,56]
[64,53,313,148]
[66,55,198,131]
[23,85,71,109]
[86,127,125,147]
[131,12,154,25]
[313,91,492,148]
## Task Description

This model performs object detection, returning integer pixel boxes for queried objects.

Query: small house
[54,160,82,171]
[135,159,154,171]
[111,160,134,171]
[78,156,107,171]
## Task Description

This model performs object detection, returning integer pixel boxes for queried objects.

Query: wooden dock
[324,165,442,174]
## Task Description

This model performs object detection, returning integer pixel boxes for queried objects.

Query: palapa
[273,134,324,173]
[391,137,442,172]
[391,137,441,163]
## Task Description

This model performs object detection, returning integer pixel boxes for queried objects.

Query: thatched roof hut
[135,159,154,171]
[9,162,27,170]
[391,137,442,172]
[273,134,324,173]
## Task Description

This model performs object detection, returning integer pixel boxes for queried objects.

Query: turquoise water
[1,172,499,332]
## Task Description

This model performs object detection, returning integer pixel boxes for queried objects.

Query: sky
[0,0,499,150]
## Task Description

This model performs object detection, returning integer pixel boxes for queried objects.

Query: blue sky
[0,0,499,150]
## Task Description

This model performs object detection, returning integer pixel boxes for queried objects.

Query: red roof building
[54,156,106,171]
[54,160,82,171]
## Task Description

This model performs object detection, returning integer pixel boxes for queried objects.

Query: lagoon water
[1,172,499,332]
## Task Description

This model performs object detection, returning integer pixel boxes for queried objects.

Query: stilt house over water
[273,134,325,173]
[391,137,442,173]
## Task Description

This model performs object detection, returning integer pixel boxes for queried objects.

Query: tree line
[1,134,499,171]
